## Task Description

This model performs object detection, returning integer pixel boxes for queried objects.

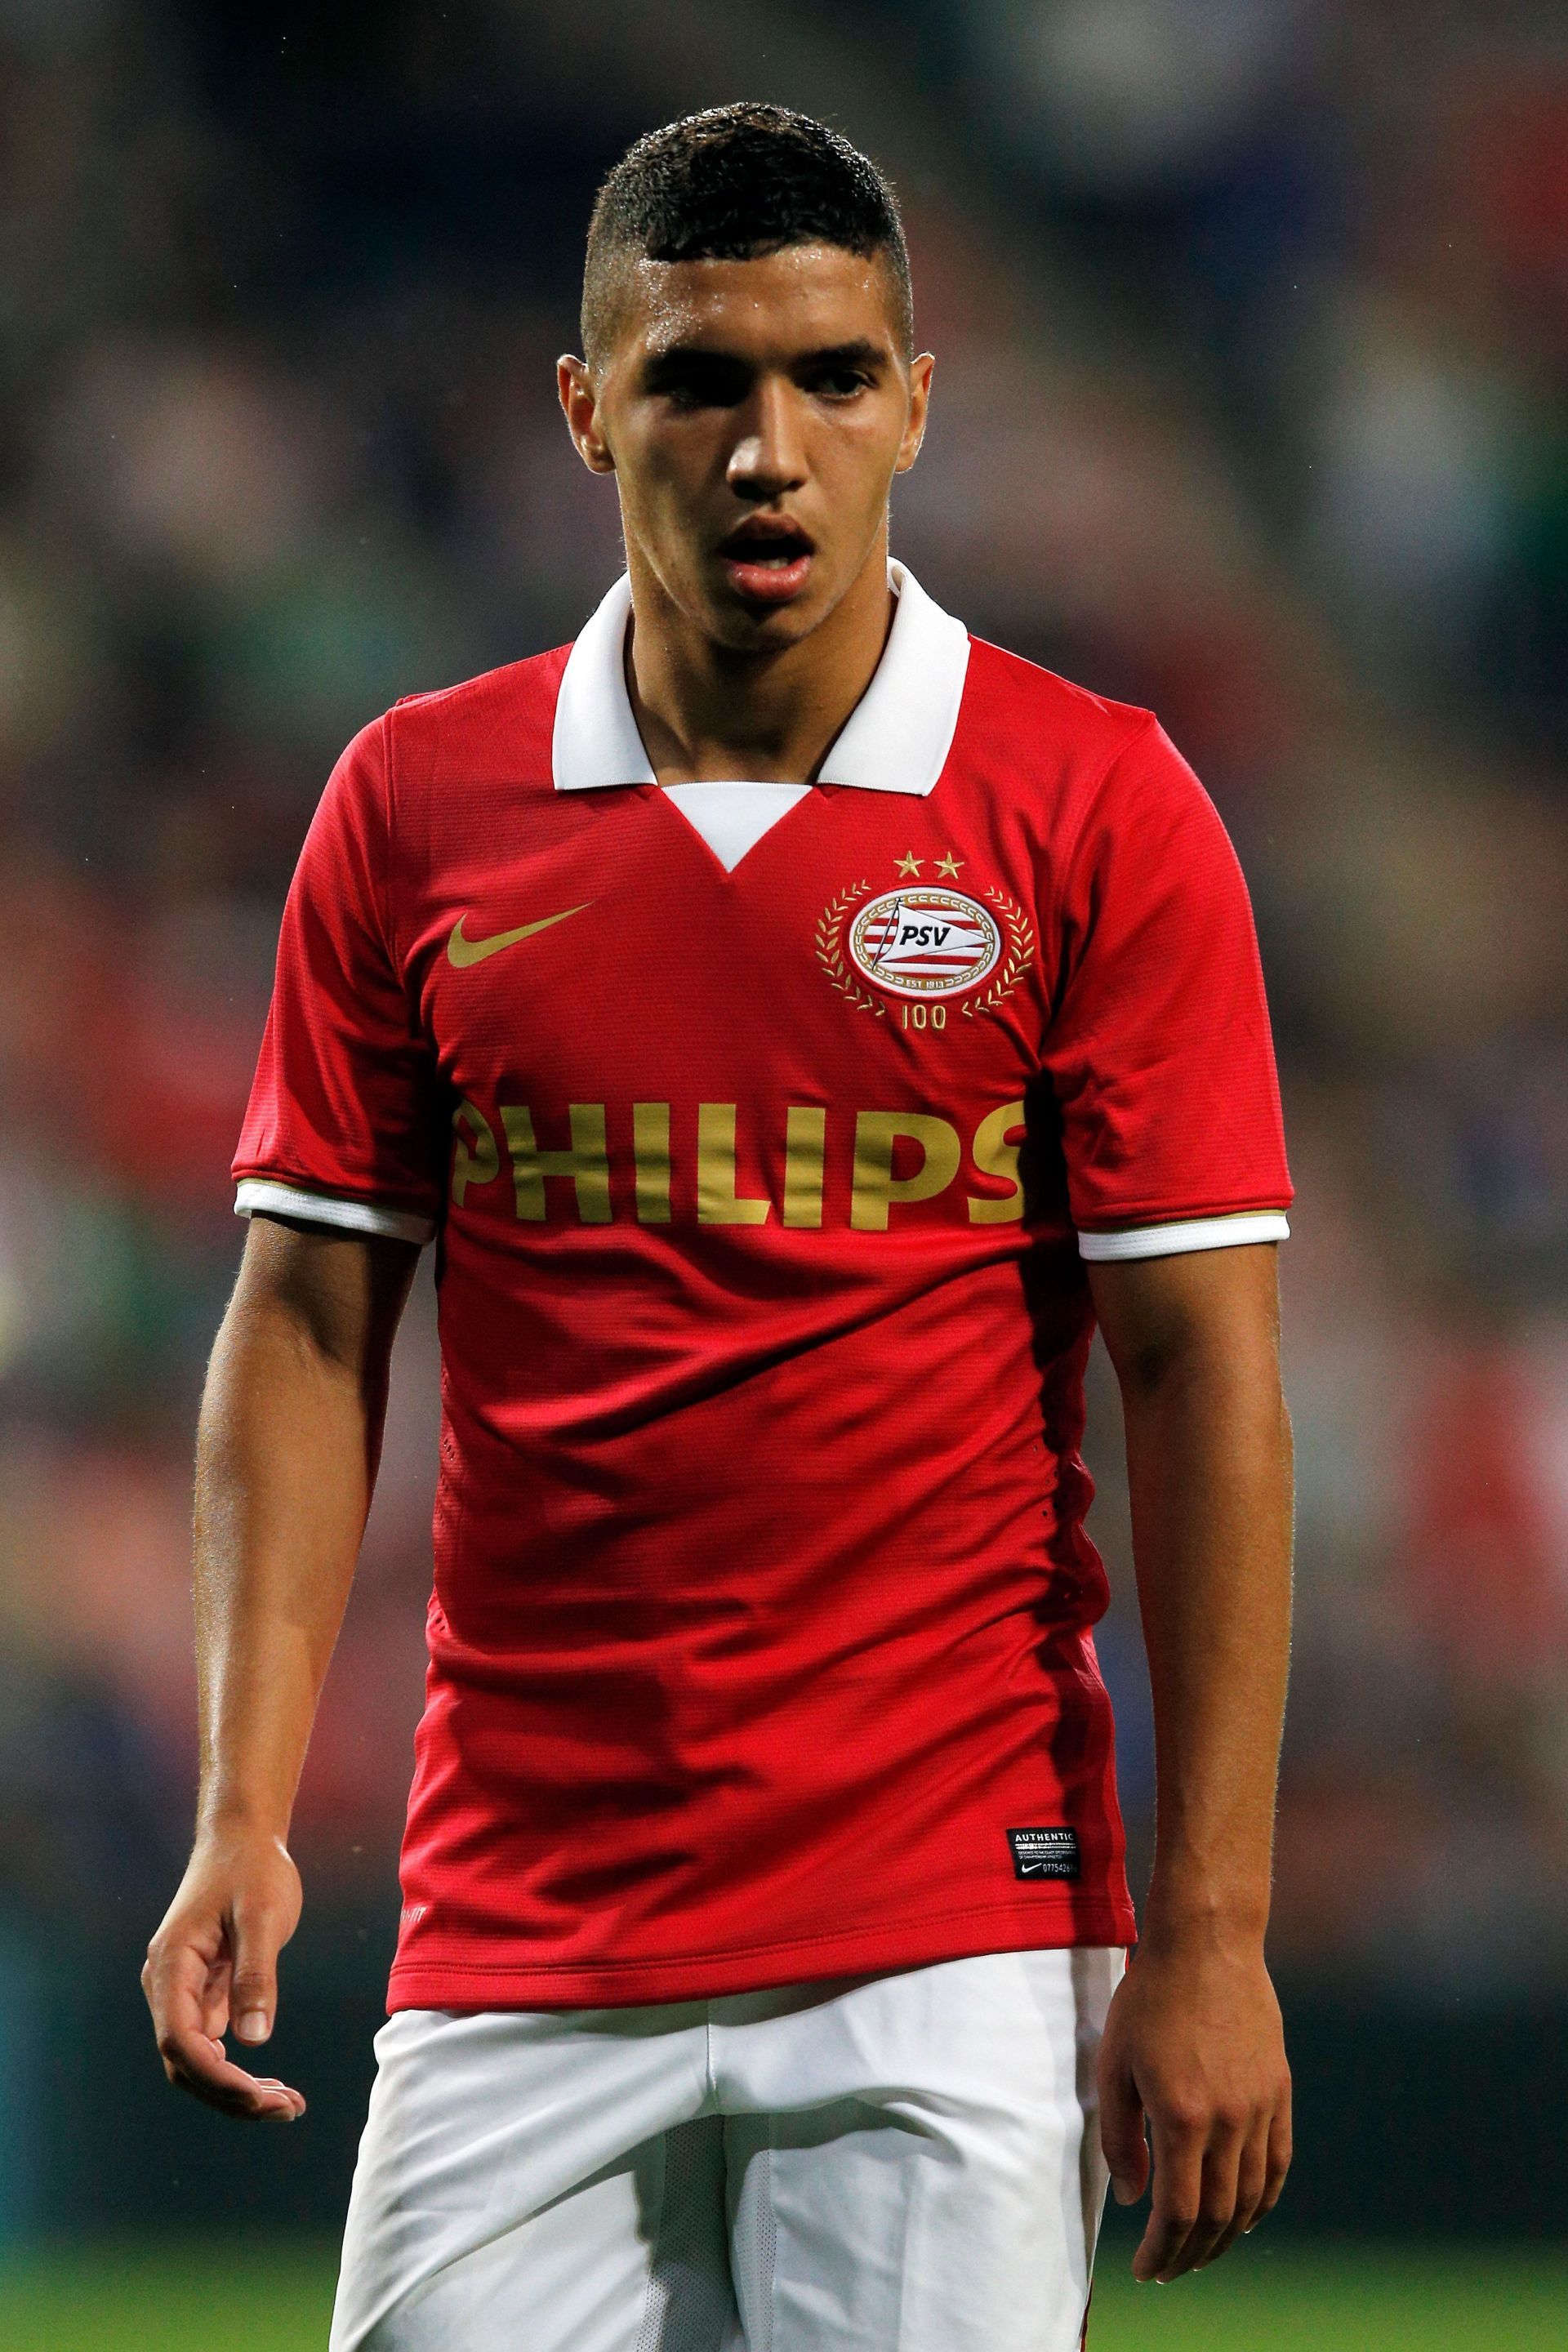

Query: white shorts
[330,1944,1125,2352]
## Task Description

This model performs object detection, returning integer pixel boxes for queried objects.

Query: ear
[893,352,934,474]
[558,355,617,475]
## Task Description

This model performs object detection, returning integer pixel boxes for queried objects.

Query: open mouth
[717,519,817,602]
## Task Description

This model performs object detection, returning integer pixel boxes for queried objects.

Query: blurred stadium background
[1,1,1565,2342]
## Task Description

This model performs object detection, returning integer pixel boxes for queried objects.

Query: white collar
[550,558,970,797]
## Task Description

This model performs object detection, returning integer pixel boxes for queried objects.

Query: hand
[1098,1927,1291,2282]
[142,1828,306,2121]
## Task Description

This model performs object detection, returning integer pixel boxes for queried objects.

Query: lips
[717,517,817,604]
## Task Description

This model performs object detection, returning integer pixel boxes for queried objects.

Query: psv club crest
[817,858,1036,1021]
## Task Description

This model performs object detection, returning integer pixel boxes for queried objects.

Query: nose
[726,376,807,503]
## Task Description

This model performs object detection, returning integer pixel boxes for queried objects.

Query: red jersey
[234,563,1291,2010]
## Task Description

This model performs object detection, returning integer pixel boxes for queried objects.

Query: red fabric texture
[234,632,1291,2009]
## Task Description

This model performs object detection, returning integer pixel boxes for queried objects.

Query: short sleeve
[232,715,442,1245]
[1042,717,1292,1262]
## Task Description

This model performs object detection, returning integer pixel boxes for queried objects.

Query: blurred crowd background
[2,0,1566,2166]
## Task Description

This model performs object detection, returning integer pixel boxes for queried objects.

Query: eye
[811,368,871,399]
[648,356,749,409]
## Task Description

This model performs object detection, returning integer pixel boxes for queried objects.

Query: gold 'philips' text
[452,1098,499,1206]
[697,1104,771,1225]
[849,1111,963,1231]
[449,1100,1027,1229]
[500,1102,612,1223]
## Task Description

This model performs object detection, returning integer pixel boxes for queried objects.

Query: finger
[1206,2110,1272,2263]
[1251,2096,1293,2225]
[200,1952,234,2042]
[1174,2118,1247,2276]
[1097,2051,1150,2208]
[145,1936,304,2120]
[1133,2106,1204,2283]
[143,1932,215,2043]
[229,1896,285,2047]
[160,2024,305,2121]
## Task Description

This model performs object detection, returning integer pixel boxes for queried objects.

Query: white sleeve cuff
[1076,1210,1290,1262]
[234,1178,436,1246]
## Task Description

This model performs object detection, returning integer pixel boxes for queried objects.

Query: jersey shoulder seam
[964,630,1153,731]
[371,708,405,974]
[1047,706,1164,970]
[388,641,570,717]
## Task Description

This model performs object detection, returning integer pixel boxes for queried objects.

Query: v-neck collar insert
[658,782,811,874]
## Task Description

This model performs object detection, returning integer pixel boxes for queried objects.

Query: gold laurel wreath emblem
[815,880,885,1016]
[961,886,1037,1018]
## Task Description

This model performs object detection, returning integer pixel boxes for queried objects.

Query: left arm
[1089,1241,1294,2283]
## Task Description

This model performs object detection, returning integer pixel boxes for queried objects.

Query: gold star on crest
[895,851,924,877]
[935,851,964,878]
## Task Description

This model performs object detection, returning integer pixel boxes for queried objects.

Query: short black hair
[581,102,914,367]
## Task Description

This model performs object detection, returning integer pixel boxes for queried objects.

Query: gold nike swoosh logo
[446,902,593,968]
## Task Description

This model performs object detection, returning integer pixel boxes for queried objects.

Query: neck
[623,532,895,786]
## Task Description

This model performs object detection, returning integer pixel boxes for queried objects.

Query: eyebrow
[796,339,889,370]
[641,336,891,376]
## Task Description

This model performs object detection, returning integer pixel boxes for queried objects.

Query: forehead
[613,243,903,363]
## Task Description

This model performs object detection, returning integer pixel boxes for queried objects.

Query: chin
[705,580,833,650]
[726,601,817,644]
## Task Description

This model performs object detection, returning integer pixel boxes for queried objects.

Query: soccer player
[143,103,1294,2352]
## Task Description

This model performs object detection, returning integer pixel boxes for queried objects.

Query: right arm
[142,1213,418,2119]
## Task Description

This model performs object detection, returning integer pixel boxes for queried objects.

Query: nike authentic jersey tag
[1008,1826,1080,1881]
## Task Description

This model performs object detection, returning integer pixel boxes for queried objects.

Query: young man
[144,104,1294,2351]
